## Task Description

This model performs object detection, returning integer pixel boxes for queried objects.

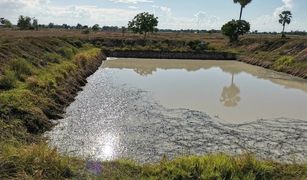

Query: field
[0,29,307,179]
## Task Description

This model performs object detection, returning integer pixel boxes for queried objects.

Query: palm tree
[279,10,292,38]
[233,0,252,20]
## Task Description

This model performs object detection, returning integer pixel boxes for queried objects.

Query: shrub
[9,59,33,80]
[73,40,83,48]
[75,54,88,67]
[44,53,63,63]
[58,47,75,59]
[82,29,91,34]
[188,40,208,52]
[273,56,294,70]
[0,70,17,90]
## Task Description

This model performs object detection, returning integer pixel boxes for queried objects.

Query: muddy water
[46,58,307,163]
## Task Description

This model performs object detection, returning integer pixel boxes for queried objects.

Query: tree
[233,0,252,20]
[62,24,69,29]
[279,10,292,38]
[121,26,127,37]
[76,23,82,29]
[0,18,12,28]
[32,18,38,30]
[48,23,54,28]
[92,24,100,31]
[221,19,250,42]
[17,15,32,30]
[128,12,158,38]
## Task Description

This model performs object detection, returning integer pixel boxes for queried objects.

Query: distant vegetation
[0,18,12,28]
[0,4,303,39]
[17,15,33,30]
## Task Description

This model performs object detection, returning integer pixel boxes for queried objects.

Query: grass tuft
[0,70,17,90]
[9,58,34,80]
[0,142,82,179]
[273,56,295,71]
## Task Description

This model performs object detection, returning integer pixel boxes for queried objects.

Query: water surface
[104,58,307,123]
[47,58,307,163]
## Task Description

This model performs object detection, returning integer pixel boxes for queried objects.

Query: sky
[0,0,307,32]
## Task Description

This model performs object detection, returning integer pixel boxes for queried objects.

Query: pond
[46,58,307,163]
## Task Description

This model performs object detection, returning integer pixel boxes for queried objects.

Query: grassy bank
[230,37,307,79]
[0,36,105,178]
[1,145,306,179]
[0,32,306,179]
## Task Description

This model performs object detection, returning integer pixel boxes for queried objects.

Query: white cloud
[152,5,171,16]
[194,11,220,29]
[0,1,139,26]
[109,0,153,4]
[0,0,304,31]
[128,6,139,9]
[248,0,296,32]
[274,0,294,17]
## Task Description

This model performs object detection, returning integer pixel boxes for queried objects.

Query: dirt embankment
[106,50,236,60]
[234,37,307,79]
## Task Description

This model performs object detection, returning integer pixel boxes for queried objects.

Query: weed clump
[0,70,17,90]
[273,56,295,71]
[0,143,80,179]
[9,58,33,80]
[58,47,77,59]
[187,40,208,52]
[44,53,63,63]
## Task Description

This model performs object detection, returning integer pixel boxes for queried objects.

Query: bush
[73,40,83,48]
[273,56,295,70]
[9,59,33,80]
[0,71,17,90]
[82,29,91,34]
[187,40,208,52]
[75,54,88,67]
[58,47,75,59]
[44,53,63,63]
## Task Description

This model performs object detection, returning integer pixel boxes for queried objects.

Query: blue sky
[0,0,306,31]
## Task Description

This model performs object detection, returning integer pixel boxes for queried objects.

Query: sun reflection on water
[96,132,119,160]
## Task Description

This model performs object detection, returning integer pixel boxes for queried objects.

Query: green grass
[86,154,307,180]
[9,58,34,80]
[0,142,305,180]
[0,142,83,179]
[273,56,295,71]
[0,45,103,178]
[0,70,17,90]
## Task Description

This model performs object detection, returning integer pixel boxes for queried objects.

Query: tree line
[0,1,296,41]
